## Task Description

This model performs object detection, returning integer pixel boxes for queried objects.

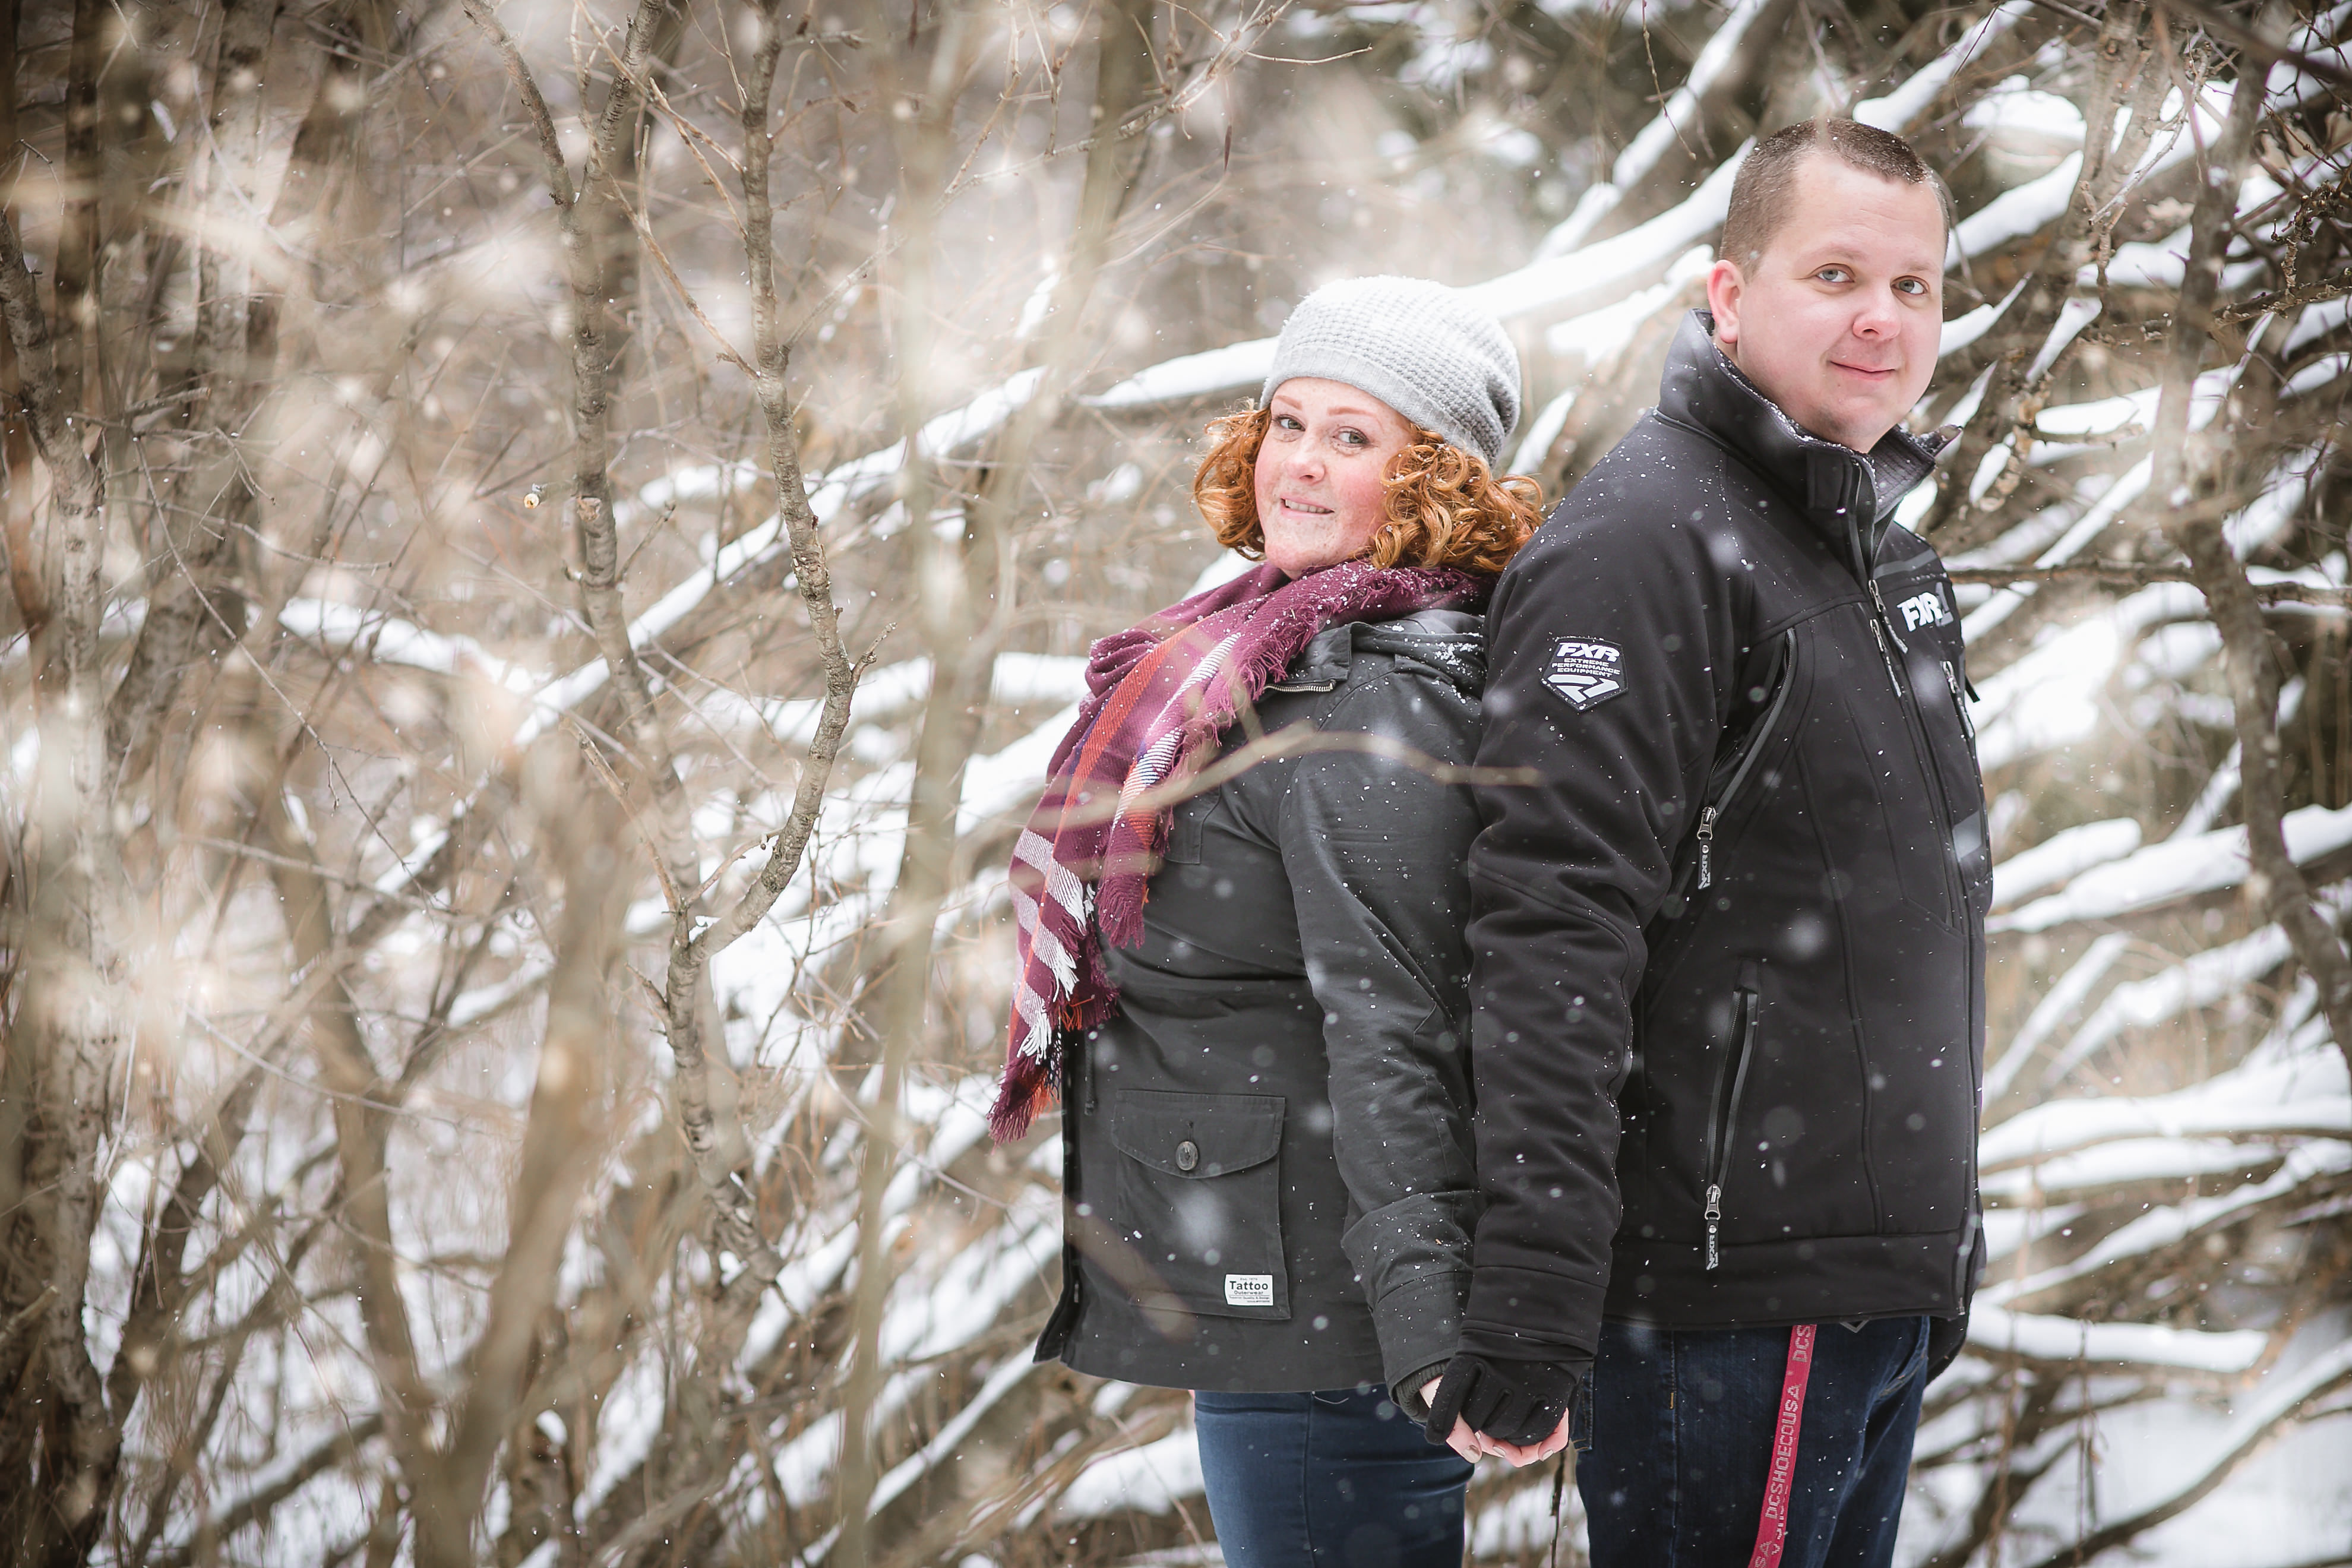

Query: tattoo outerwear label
[1224,1274,1275,1307]
[1544,637,1626,710]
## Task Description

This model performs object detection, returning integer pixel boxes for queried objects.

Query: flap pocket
[1104,1089,1290,1320]
[1109,1090,1283,1178]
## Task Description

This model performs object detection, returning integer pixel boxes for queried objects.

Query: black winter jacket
[1460,311,1989,1364]
[1036,609,1488,1398]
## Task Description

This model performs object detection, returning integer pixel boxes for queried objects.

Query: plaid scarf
[987,558,1484,1142]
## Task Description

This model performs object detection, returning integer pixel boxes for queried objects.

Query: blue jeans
[1581,1316,1930,1568]
[1194,1386,1474,1568]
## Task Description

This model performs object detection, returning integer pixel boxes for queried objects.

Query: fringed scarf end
[987,1074,1051,1144]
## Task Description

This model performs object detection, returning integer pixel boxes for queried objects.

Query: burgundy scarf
[987,559,1484,1141]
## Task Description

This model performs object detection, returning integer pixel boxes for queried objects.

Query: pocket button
[1175,1139,1199,1172]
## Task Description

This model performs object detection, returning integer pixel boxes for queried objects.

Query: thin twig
[1948,563,2352,605]
[2113,0,2352,88]
[2213,268,2352,324]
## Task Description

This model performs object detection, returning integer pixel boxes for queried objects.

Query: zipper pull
[1703,1183,1722,1271]
[1866,580,1912,696]
[1695,806,1717,889]
[1868,579,1911,650]
[1866,617,1904,696]
[1942,660,1977,739]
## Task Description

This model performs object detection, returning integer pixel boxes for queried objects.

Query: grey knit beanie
[1259,277,1522,469]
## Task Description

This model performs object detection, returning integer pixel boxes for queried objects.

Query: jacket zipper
[1825,454,1905,700]
[1941,659,1977,742]
[1703,976,1761,1272]
[1864,580,1906,696]
[1687,632,1796,895]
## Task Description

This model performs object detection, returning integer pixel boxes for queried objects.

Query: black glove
[1926,1308,1970,1384]
[1422,1352,1588,1447]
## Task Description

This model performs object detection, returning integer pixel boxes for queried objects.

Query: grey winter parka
[1035,608,1488,1401]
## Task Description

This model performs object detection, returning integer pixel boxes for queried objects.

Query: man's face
[1706,153,1946,453]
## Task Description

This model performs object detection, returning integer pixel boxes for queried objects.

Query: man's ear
[1706,257,1746,349]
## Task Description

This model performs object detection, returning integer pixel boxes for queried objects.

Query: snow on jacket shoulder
[1038,608,1488,1399]
[1462,311,1990,1362]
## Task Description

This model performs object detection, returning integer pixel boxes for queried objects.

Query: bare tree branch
[2213,267,2352,324]
[2126,0,2352,89]
[1921,0,2168,551]
[2012,1345,2352,1568]
[657,0,869,1312]
[416,777,622,1568]
[834,2,1159,1556]
[464,0,705,911]
[0,166,125,1568]
[146,1414,388,1568]
[1949,562,2352,605]
[2145,65,2352,1081]
[48,0,100,418]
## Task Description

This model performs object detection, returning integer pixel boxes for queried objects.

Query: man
[1424,119,1987,1566]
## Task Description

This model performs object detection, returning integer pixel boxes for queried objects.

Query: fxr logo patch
[1544,637,1625,711]
[1898,588,1953,631]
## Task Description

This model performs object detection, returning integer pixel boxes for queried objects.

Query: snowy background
[0,0,2347,1563]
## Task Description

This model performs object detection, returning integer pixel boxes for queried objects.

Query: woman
[989,277,1544,1567]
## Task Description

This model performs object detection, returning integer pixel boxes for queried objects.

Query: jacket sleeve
[1275,663,1484,1399]
[1462,487,1744,1360]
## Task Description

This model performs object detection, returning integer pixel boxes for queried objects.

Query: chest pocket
[1162,792,1219,865]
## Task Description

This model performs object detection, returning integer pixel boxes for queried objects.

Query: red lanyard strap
[1747,1323,1817,1568]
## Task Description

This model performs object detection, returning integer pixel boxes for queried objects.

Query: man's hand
[1420,1353,1585,1467]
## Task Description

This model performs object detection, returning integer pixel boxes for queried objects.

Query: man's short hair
[1719,119,1952,271]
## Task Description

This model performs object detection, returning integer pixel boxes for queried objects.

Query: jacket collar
[1292,608,1487,692]
[1656,309,1948,578]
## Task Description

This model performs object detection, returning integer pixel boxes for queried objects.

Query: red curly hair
[1190,404,1543,575]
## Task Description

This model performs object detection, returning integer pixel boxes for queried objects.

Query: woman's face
[1253,378,1417,577]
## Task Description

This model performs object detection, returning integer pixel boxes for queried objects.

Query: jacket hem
[1603,1228,1971,1327]
[1055,1335,1387,1395]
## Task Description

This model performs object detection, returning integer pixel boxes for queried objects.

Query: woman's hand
[1421,1377,1484,1464]
[1478,1412,1576,1466]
